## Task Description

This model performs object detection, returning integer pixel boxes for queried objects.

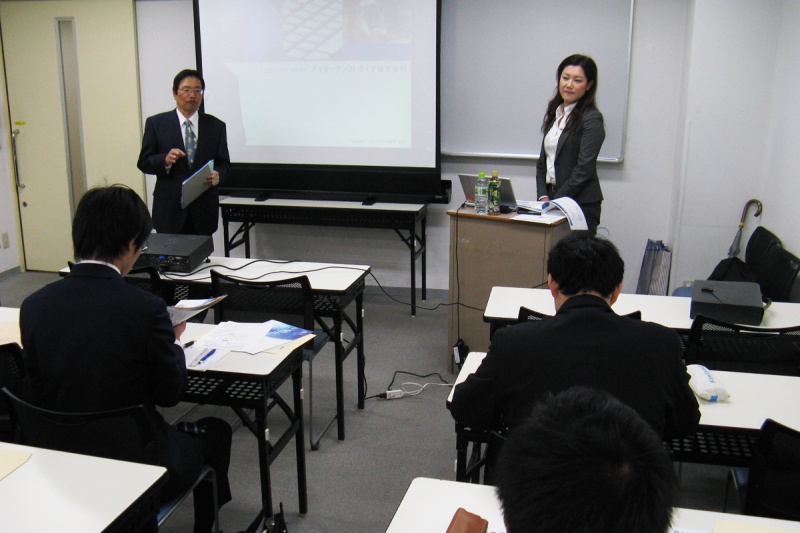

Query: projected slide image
[230,61,412,149]
[198,0,436,168]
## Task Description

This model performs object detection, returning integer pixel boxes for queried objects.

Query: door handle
[11,129,24,189]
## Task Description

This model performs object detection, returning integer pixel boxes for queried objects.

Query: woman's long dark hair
[540,54,599,134]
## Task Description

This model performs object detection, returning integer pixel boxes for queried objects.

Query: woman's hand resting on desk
[174,321,187,342]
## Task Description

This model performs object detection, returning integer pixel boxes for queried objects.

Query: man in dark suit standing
[20,185,231,533]
[138,69,230,236]
[449,234,699,446]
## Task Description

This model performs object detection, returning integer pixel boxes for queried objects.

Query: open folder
[181,160,214,209]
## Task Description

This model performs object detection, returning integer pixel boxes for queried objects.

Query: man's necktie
[184,119,196,168]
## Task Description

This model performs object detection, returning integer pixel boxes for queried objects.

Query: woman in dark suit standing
[536,54,605,234]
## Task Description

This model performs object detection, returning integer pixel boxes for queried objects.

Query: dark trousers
[580,201,602,236]
[160,416,232,533]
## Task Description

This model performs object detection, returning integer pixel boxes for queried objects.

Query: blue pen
[190,348,216,367]
[197,349,216,365]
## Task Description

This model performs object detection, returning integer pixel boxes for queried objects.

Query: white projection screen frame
[195,0,441,201]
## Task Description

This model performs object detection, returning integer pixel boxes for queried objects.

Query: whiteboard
[440,0,634,162]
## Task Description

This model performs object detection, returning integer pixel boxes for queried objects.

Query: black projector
[135,233,213,273]
[690,280,764,326]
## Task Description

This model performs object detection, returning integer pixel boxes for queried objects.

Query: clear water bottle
[474,172,489,215]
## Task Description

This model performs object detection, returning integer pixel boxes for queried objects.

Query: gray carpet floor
[0,270,736,532]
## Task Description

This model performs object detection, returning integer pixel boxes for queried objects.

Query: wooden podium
[446,208,569,369]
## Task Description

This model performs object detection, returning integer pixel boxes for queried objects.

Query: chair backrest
[516,306,549,323]
[124,265,164,300]
[745,227,782,271]
[210,270,315,331]
[1,387,157,465]
[745,418,800,521]
[758,246,800,303]
[0,343,27,442]
[0,343,26,395]
[516,307,641,323]
[685,315,800,376]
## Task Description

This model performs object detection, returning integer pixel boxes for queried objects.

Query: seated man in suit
[449,234,699,458]
[20,185,231,533]
[495,387,678,533]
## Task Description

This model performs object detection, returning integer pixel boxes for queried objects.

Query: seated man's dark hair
[72,184,152,262]
[495,387,678,533]
[546,234,624,298]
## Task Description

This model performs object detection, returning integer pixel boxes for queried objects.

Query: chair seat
[304,330,330,362]
[157,465,218,530]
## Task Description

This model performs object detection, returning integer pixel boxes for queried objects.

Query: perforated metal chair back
[745,418,800,521]
[685,315,800,375]
[124,265,164,300]
[211,270,315,331]
[0,343,25,395]
[516,307,641,323]
[516,306,549,323]
[210,269,331,450]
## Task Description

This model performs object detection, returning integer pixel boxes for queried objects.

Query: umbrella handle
[739,199,762,225]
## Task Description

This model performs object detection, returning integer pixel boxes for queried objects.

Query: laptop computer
[458,174,518,210]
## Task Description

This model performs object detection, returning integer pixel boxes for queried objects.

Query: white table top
[221,196,425,212]
[162,256,370,292]
[182,322,302,376]
[449,352,800,432]
[694,370,800,431]
[483,287,800,331]
[0,441,166,532]
[0,306,19,323]
[386,477,800,533]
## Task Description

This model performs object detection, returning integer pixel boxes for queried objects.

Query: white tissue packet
[686,364,730,402]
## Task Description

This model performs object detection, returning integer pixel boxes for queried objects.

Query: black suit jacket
[536,107,605,205]
[20,263,203,489]
[449,295,700,439]
[138,110,231,235]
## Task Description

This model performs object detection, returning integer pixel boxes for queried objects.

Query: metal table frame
[184,346,307,531]
[220,198,426,314]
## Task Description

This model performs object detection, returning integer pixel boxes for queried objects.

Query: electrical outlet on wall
[1,232,9,249]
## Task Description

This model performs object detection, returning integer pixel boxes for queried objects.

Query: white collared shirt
[543,102,577,186]
[77,259,120,275]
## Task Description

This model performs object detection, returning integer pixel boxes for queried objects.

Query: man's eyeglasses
[140,242,149,253]
[178,88,204,95]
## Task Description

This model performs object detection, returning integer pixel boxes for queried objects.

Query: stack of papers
[183,320,315,370]
[515,200,546,213]
[513,197,587,230]
[168,296,227,325]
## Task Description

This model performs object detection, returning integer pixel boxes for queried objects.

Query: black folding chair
[685,315,800,376]
[724,418,800,521]
[1,387,219,531]
[211,270,331,449]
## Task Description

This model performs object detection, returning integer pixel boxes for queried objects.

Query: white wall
[670,0,784,289]
[760,0,800,255]
[2,0,798,298]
